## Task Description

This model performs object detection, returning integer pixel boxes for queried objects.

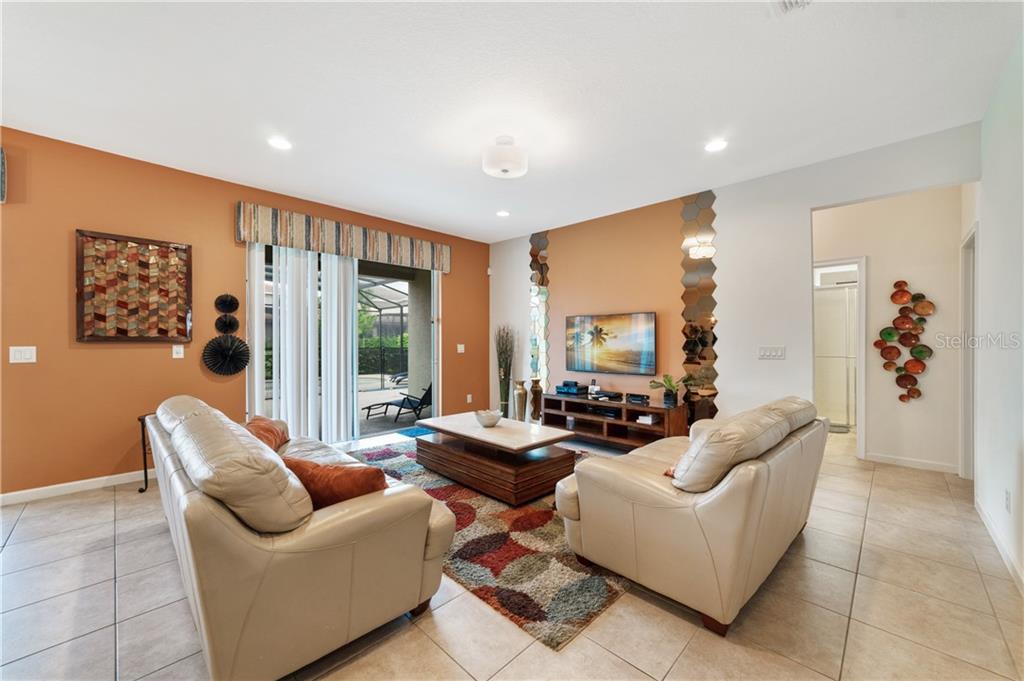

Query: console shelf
[541,393,688,450]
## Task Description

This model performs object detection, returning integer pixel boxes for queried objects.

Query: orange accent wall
[0,127,489,493]
[546,198,684,396]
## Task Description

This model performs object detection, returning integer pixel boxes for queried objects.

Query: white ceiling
[2,2,1020,243]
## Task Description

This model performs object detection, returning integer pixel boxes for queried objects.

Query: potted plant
[649,374,684,407]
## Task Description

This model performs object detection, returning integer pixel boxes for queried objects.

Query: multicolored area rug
[349,440,626,649]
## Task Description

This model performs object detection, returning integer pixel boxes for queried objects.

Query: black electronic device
[588,405,620,419]
[626,393,650,405]
[556,384,589,395]
[593,390,623,400]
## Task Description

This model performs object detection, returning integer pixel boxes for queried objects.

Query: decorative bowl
[474,410,502,428]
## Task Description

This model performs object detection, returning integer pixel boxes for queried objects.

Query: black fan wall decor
[215,313,239,334]
[214,294,239,314]
[203,335,251,376]
[204,293,249,375]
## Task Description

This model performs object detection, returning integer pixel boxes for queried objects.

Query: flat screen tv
[565,312,656,376]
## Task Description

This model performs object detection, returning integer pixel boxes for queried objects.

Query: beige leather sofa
[555,398,827,635]
[146,396,456,681]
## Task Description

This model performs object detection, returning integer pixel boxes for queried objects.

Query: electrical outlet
[172,345,185,359]
[466,394,473,404]
[457,344,465,354]
[758,346,786,360]
[1006,489,1012,514]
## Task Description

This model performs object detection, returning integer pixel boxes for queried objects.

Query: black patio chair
[362,383,432,422]
[393,384,432,422]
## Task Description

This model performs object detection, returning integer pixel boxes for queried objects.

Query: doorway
[356,261,437,437]
[960,228,977,480]
[812,259,866,457]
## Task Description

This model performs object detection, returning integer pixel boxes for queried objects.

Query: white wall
[813,186,964,472]
[488,236,533,411]
[711,123,980,417]
[976,38,1023,584]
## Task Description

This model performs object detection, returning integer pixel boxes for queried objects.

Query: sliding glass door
[355,262,436,437]
[247,248,439,443]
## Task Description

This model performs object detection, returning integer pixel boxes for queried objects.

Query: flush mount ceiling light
[267,135,293,151]
[704,138,728,153]
[482,135,528,179]
[496,210,511,217]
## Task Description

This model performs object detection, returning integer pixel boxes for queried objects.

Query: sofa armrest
[575,457,695,509]
[555,474,580,520]
[424,500,456,561]
[266,483,434,553]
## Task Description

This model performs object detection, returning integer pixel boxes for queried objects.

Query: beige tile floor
[1,432,1021,681]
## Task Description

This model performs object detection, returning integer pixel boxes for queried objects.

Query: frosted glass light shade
[483,135,528,179]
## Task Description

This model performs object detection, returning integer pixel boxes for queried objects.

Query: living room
[1,3,1022,681]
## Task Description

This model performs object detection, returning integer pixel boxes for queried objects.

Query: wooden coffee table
[415,413,576,506]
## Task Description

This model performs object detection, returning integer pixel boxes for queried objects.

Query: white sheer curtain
[273,247,319,437]
[246,245,356,441]
[320,254,357,443]
[245,244,266,419]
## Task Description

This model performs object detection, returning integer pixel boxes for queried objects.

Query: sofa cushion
[156,395,214,432]
[278,437,362,466]
[764,396,817,431]
[245,416,291,451]
[628,436,690,467]
[671,408,791,493]
[167,405,313,532]
[281,456,387,510]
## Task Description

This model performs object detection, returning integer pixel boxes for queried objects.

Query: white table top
[416,412,574,453]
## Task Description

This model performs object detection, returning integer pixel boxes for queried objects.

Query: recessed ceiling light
[496,210,511,218]
[267,135,293,151]
[704,138,728,153]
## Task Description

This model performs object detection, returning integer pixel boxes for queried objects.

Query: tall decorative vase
[514,380,528,421]
[530,378,543,420]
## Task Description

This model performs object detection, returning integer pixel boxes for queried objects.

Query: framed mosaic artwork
[76,229,193,342]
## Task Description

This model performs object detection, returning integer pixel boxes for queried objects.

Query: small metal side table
[137,413,155,493]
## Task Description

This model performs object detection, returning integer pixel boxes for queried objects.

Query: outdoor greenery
[359,333,408,349]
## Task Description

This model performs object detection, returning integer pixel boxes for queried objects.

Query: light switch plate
[172,345,185,359]
[466,394,473,404]
[9,346,37,364]
[758,346,786,360]
[457,344,465,354]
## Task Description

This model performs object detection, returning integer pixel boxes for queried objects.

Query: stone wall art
[874,280,934,402]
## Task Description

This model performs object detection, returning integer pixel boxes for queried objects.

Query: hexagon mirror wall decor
[679,191,718,422]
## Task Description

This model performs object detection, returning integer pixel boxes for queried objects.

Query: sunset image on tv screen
[565,312,656,375]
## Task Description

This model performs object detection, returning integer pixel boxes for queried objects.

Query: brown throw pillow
[245,416,289,451]
[281,456,387,510]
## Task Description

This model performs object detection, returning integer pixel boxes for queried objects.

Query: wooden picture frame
[76,229,193,343]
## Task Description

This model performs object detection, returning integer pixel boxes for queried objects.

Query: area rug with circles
[348,439,626,650]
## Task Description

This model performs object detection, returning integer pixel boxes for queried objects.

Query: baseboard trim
[0,469,156,506]
[975,499,1024,593]
[863,451,959,473]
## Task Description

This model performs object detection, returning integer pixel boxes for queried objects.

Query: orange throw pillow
[245,416,289,451]
[281,456,387,510]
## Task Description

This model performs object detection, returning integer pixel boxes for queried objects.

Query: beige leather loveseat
[146,396,456,681]
[555,397,826,634]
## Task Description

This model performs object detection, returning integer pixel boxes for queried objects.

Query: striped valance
[235,202,451,273]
